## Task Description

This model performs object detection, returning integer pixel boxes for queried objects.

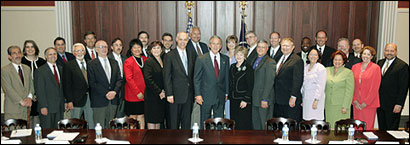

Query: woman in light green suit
[325,51,354,129]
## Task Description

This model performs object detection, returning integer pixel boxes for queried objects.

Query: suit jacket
[229,62,254,103]
[268,45,282,62]
[88,57,123,108]
[1,63,35,120]
[352,62,381,108]
[143,56,165,102]
[345,53,361,69]
[275,53,304,105]
[194,52,229,106]
[56,52,75,67]
[124,56,147,102]
[108,52,127,99]
[35,64,65,113]
[310,45,336,67]
[325,66,354,108]
[62,59,89,107]
[246,45,258,66]
[187,40,209,56]
[252,56,276,106]
[164,48,196,104]
[84,48,98,62]
[377,57,409,110]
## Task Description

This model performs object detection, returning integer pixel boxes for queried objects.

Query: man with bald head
[187,26,209,57]
[352,38,364,59]
[377,43,409,130]
[336,38,361,69]
[164,32,197,129]
[88,40,123,128]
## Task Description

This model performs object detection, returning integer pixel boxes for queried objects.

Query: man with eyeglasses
[162,33,174,53]
[88,40,123,128]
[336,38,361,69]
[62,43,95,129]
[245,31,258,66]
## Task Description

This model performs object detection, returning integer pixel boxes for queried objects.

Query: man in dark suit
[377,43,409,130]
[186,26,209,127]
[273,38,304,122]
[107,38,127,118]
[62,43,94,129]
[352,38,364,59]
[162,33,174,53]
[194,36,229,129]
[35,47,65,129]
[88,40,123,128]
[164,32,197,130]
[83,31,97,61]
[336,38,361,69]
[251,40,276,130]
[268,32,282,62]
[297,37,312,65]
[187,26,209,57]
[138,31,150,57]
[54,37,75,67]
[245,31,259,66]
[310,30,336,67]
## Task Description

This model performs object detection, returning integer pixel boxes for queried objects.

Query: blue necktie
[253,57,262,70]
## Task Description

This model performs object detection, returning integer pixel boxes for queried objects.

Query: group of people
[2,27,408,131]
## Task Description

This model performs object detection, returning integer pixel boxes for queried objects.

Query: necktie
[18,66,24,86]
[318,47,322,55]
[53,65,60,86]
[91,50,96,60]
[182,51,188,75]
[118,58,123,78]
[81,61,88,84]
[196,43,203,56]
[270,49,275,58]
[382,60,389,76]
[214,56,219,79]
[104,59,111,83]
[276,56,286,75]
[62,54,67,63]
[253,57,261,70]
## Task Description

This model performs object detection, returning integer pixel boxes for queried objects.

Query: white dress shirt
[112,52,123,77]
[316,45,325,55]
[247,44,257,57]
[177,46,188,74]
[270,45,280,57]
[98,56,111,82]
[76,59,87,70]
[87,47,97,58]
[209,52,220,70]
[382,57,396,75]
[12,63,33,99]
[193,41,203,54]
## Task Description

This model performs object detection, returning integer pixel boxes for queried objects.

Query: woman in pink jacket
[352,46,381,130]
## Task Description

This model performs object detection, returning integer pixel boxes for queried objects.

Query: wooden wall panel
[72,1,380,55]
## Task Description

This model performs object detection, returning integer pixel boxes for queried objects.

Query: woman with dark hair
[352,46,381,130]
[301,48,326,121]
[124,38,147,129]
[224,35,238,119]
[325,50,354,129]
[143,41,166,129]
[21,40,46,128]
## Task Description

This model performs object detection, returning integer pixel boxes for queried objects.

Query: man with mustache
[62,43,95,129]
[297,37,312,65]
[108,38,127,118]
[1,45,34,122]
[377,43,409,130]
[138,31,150,57]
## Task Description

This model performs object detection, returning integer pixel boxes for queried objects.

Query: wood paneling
[72,1,379,54]
[1,1,54,6]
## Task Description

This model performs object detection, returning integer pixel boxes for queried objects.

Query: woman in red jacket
[124,39,147,129]
[352,46,381,130]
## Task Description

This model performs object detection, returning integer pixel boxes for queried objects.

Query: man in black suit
[138,31,150,57]
[187,26,209,57]
[164,32,197,129]
[62,43,94,129]
[310,30,336,67]
[336,38,361,69]
[162,33,174,53]
[83,31,97,61]
[35,47,65,129]
[273,38,304,122]
[377,43,409,130]
[55,37,75,67]
[352,38,364,59]
[186,26,209,127]
[107,38,127,118]
[245,31,259,66]
[268,32,282,62]
[194,35,229,129]
[297,37,312,65]
[88,40,123,128]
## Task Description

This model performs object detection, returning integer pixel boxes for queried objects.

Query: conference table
[2,129,409,144]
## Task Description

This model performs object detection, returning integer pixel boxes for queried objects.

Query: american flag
[186,12,193,36]
[239,15,248,47]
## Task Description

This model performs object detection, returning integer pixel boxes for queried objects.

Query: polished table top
[2,129,409,144]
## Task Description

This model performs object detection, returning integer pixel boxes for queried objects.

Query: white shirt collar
[12,63,23,73]
[112,52,122,61]
[210,52,220,68]
[76,59,86,68]
[248,44,257,56]
[316,45,325,53]
[47,62,60,79]
[271,45,280,55]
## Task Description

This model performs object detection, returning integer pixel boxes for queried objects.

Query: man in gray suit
[194,36,230,129]
[35,47,65,129]
[252,40,276,130]
[1,45,34,121]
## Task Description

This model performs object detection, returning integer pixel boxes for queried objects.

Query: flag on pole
[239,15,248,47]
[186,11,193,37]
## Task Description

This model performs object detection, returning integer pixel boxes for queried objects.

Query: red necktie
[91,50,96,60]
[53,65,60,86]
[18,66,24,86]
[214,56,219,79]
[62,54,67,63]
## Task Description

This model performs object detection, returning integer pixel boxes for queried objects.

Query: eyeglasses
[96,46,108,49]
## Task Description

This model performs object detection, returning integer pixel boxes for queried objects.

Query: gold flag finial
[185,1,194,11]
[239,1,248,11]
